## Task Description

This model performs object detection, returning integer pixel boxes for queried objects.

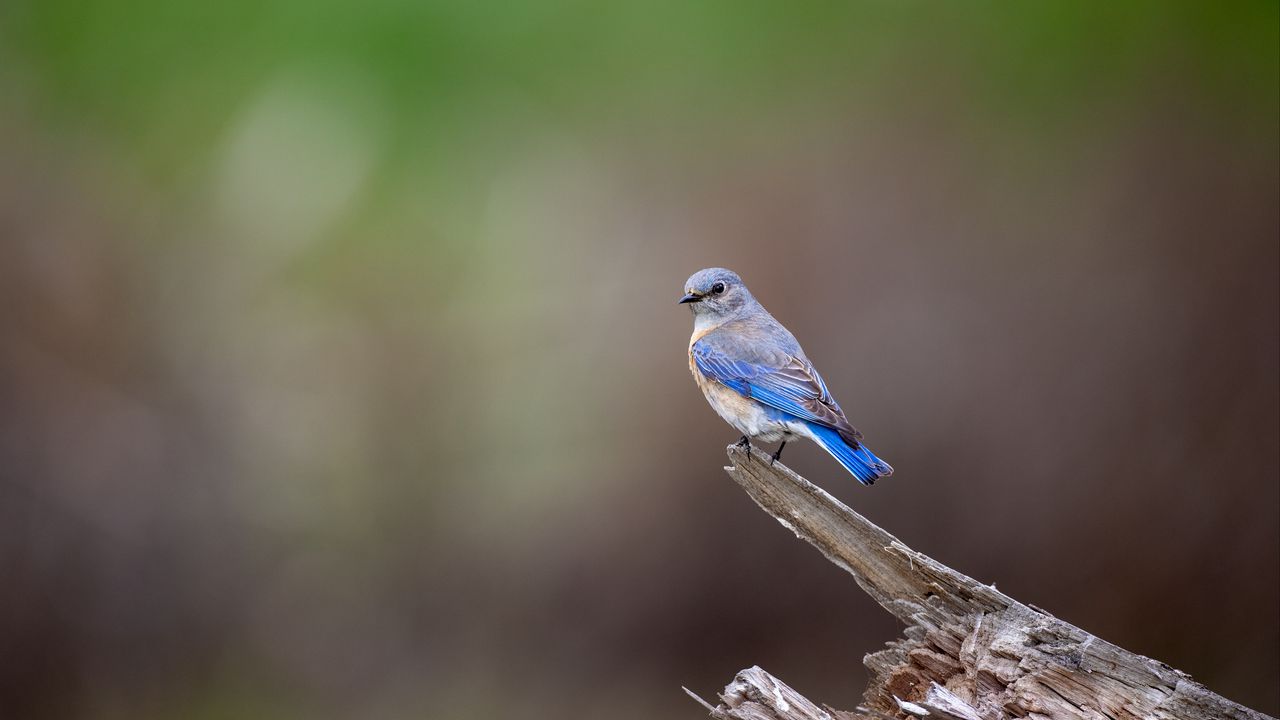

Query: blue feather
[805,423,893,486]
[692,343,838,428]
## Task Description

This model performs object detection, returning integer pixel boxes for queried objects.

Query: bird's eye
[711,282,726,295]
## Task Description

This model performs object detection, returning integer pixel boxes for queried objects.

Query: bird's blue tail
[807,423,893,486]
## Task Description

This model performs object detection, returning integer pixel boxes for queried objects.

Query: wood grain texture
[688,444,1271,720]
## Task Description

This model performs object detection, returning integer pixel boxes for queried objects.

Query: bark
[686,444,1272,720]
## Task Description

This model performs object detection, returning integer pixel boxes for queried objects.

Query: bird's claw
[769,440,786,466]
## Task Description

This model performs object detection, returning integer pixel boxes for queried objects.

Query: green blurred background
[1,2,1277,718]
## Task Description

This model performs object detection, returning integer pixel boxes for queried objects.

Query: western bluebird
[680,267,893,485]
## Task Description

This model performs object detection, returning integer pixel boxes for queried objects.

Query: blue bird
[680,268,893,485]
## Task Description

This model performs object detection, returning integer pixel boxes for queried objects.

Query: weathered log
[686,444,1272,720]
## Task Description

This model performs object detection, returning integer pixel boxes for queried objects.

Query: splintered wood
[684,445,1271,720]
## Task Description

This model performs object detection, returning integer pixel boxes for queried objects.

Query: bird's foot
[770,441,786,466]
[735,435,752,457]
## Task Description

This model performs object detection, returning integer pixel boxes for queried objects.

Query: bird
[680,267,893,485]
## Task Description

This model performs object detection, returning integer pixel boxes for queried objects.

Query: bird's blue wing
[692,337,863,442]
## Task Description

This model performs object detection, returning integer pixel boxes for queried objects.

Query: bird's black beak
[678,292,702,304]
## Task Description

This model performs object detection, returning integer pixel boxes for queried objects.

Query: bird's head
[679,267,753,319]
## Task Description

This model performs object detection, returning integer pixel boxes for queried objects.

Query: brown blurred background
[1,2,1277,718]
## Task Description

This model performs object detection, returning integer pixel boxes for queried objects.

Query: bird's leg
[736,435,752,457]
[770,441,786,466]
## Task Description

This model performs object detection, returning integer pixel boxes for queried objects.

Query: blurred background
[1,2,1277,718]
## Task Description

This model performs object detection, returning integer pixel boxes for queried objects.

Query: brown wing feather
[774,356,865,447]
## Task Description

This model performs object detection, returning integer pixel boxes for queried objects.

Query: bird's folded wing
[691,338,863,441]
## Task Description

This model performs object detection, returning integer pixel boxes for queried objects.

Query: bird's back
[696,308,805,366]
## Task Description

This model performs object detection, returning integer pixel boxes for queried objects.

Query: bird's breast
[688,319,719,348]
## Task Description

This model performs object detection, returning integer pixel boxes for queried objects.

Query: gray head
[678,267,757,319]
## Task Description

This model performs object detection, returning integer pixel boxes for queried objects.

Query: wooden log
[684,666,856,720]
[685,444,1272,720]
